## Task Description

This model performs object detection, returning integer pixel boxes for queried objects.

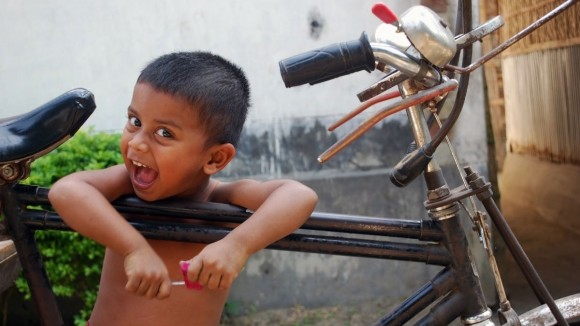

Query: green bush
[16,129,123,325]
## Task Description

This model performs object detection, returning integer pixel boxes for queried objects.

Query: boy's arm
[185,179,318,290]
[214,179,318,256]
[48,164,172,299]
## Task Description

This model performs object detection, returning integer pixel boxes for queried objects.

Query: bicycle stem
[398,80,440,174]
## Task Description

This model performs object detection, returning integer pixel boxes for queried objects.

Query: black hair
[137,51,250,147]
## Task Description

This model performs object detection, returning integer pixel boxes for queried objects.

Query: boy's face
[120,83,213,201]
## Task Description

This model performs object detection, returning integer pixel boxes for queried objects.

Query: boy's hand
[124,246,172,299]
[184,239,249,290]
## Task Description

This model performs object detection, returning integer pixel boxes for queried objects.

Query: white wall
[1,0,418,131]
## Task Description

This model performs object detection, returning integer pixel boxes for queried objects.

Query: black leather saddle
[0,88,95,165]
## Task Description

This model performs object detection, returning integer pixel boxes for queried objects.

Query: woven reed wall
[500,0,580,56]
[503,46,580,163]
[499,0,580,164]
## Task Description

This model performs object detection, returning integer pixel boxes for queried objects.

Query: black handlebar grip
[279,31,375,88]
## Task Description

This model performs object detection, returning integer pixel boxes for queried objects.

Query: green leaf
[16,129,122,322]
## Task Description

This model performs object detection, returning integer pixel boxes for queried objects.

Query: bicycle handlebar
[279,32,375,88]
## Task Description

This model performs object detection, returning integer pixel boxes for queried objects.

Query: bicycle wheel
[513,293,580,325]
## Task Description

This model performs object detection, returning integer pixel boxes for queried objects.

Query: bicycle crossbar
[12,184,444,241]
[11,184,450,264]
[18,207,451,266]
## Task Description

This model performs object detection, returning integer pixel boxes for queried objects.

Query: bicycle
[1,1,579,325]
[277,1,580,325]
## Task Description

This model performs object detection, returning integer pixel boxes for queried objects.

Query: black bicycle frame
[2,177,494,326]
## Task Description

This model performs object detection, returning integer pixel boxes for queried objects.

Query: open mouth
[131,160,158,188]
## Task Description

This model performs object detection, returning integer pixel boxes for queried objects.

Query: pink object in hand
[179,261,203,291]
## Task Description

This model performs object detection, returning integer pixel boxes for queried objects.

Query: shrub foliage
[16,129,122,324]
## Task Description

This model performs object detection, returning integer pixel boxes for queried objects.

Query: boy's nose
[127,133,149,152]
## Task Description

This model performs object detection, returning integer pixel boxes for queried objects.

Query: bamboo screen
[500,0,580,164]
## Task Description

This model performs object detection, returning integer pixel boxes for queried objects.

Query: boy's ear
[204,143,236,175]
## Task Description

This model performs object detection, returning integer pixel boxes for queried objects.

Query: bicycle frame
[2,183,452,325]
[0,156,554,325]
[1,157,575,325]
[0,163,512,326]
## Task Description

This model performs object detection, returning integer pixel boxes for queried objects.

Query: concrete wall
[1,0,489,315]
[0,0,415,130]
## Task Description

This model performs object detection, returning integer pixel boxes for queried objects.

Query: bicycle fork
[399,80,493,325]
[399,79,568,326]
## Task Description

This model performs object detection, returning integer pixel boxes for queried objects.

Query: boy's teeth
[133,160,147,167]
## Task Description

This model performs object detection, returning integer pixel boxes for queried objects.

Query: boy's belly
[89,240,229,326]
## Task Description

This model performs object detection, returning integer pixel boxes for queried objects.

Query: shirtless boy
[48,51,318,325]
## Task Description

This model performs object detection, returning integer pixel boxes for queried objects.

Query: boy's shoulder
[209,178,251,203]
[57,164,133,200]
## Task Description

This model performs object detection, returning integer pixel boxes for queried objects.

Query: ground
[221,299,399,326]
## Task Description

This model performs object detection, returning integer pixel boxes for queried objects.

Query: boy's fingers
[157,280,172,299]
[136,280,151,296]
[186,258,203,282]
[197,270,212,286]
[206,274,222,290]
[125,277,140,293]
[219,274,234,290]
[145,283,160,299]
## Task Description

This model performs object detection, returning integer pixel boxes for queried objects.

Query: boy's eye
[155,128,172,138]
[129,116,141,127]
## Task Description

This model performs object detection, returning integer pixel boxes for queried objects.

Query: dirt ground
[221,153,580,325]
[220,299,400,326]
[494,154,580,313]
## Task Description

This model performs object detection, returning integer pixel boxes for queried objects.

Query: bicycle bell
[375,23,411,51]
[398,6,456,67]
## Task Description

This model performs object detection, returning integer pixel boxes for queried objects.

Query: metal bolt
[427,185,450,201]
[1,164,20,182]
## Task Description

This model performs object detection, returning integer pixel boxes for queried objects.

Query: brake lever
[318,79,458,163]
[357,70,408,102]
[329,90,401,132]
[455,16,504,50]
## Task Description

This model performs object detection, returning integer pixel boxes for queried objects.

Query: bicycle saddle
[0,88,96,165]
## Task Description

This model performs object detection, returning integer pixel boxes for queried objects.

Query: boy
[48,51,318,325]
